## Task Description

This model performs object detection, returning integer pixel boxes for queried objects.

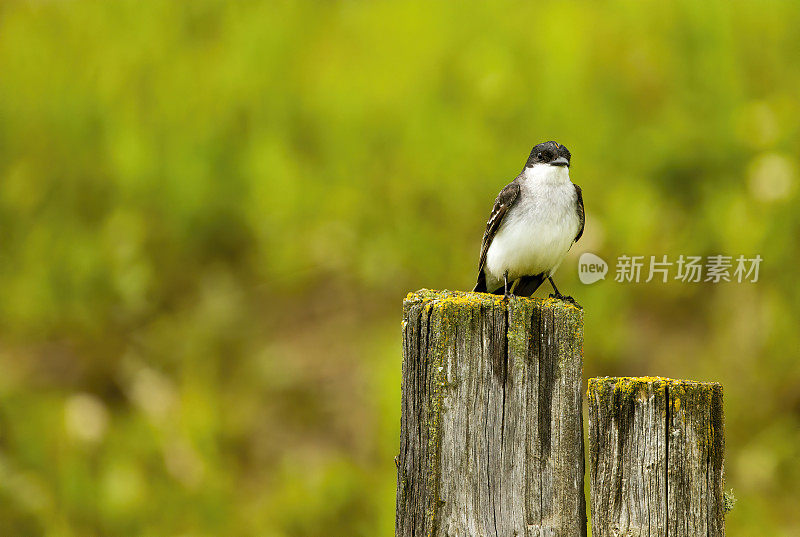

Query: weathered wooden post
[588,377,725,537]
[396,289,586,537]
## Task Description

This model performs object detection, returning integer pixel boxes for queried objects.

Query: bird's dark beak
[550,157,569,167]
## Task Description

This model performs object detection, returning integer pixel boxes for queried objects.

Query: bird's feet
[502,271,514,301]
[549,292,582,308]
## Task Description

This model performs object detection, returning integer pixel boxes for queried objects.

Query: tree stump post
[587,377,725,537]
[396,289,586,537]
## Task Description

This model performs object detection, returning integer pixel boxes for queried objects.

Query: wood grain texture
[396,289,586,537]
[588,377,725,537]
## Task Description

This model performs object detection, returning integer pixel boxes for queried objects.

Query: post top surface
[589,376,722,386]
[404,288,583,314]
[588,376,723,400]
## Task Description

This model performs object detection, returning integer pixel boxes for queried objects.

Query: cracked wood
[588,377,725,537]
[396,289,586,537]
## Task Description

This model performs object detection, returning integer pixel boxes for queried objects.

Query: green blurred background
[1,0,799,535]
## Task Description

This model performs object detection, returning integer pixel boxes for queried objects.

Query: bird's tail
[474,271,546,297]
[513,273,546,297]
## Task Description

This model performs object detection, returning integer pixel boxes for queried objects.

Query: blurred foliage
[0,0,799,535]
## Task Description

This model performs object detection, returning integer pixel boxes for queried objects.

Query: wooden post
[588,377,725,537]
[396,289,586,537]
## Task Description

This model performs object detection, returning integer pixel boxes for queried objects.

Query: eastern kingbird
[472,141,585,303]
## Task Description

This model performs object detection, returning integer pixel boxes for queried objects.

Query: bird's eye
[536,152,544,160]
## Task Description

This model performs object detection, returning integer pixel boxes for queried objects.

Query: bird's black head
[524,141,571,169]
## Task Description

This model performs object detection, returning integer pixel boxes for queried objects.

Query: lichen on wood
[396,289,586,537]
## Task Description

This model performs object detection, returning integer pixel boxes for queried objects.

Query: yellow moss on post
[404,287,583,311]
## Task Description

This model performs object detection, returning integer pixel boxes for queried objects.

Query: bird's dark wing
[473,180,521,293]
[573,183,585,243]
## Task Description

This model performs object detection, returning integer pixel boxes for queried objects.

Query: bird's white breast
[485,165,580,289]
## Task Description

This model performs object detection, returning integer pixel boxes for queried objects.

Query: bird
[472,141,584,303]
